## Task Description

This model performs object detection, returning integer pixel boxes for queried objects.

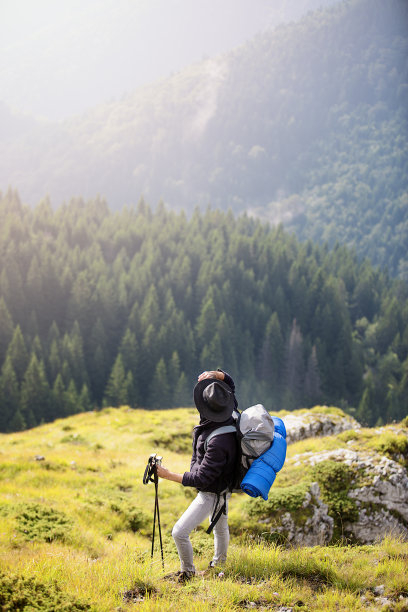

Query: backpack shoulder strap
[204,425,237,452]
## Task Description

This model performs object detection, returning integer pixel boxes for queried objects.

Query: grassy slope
[0,406,407,611]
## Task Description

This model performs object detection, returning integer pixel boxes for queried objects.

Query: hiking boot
[176,570,195,583]
[163,570,195,583]
[198,561,219,577]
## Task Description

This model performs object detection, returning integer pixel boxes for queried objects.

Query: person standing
[156,369,238,582]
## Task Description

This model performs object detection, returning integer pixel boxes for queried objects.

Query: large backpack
[205,403,276,490]
[204,404,278,532]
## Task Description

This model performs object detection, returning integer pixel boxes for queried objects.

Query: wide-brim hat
[193,378,235,422]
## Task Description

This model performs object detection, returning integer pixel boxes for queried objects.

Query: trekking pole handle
[142,453,163,484]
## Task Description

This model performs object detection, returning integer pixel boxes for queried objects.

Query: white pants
[172,491,231,573]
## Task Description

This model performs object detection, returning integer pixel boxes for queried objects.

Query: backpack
[204,403,276,490]
[204,404,278,532]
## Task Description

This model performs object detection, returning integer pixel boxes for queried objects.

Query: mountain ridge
[1,0,407,276]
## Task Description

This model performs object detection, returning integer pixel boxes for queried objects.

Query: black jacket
[182,372,238,493]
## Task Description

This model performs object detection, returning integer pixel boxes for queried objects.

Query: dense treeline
[1,0,407,277]
[0,190,407,432]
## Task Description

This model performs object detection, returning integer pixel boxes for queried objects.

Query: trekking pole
[143,454,164,568]
[153,466,164,567]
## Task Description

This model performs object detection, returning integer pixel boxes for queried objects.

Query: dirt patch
[122,583,157,603]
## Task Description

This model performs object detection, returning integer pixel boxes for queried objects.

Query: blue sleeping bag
[241,416,287,500]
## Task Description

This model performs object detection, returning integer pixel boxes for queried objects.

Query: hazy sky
[1,0,341,122]
[0,0,276,121]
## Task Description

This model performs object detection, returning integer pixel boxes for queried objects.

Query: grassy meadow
[0,406,407,611]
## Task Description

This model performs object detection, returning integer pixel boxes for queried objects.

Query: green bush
[311,461,358,537]
[0,571,91,611]
[60,433,87,445]
[311,460,353,494]
[337,430,359,443]
[15,504,72,543]
[151,431,191,453]
[110,502,149,533]
[246,483,310,519]
[89,490,149,534]
[374,433,408,464]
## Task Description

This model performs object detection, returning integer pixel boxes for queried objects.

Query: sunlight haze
[1,0,291,120]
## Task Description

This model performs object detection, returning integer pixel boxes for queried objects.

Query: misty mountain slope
[1,0,342,120]
[1,0,407,276]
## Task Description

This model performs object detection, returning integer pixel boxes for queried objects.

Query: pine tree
[149,358,171,409]
[173,371,191,407]
[9,409,26,432]
[52,373,67,418]
[26,256,44,329]
[357,374,376,426]
[0,297,14,364]
[283,319,305,410]
[5,325,29,384]
[304,346,322,406]
[2,259,25,324]
[124,371,136,408]
[257,312,284,403]
[0,357,20,431]
[139,324,160,399]
[21,354,50,426]
[195,293,218,357]
[119,328,139,373]
[79,383,93,412]
[200,336,223,372]
[65,379,79,416]
[63,321,88,392]
[31,335,44,362]
[140,285,160,331]
[48,339,62,386]
[88,318,109,403]
[104,354,127,407]
[47,321,61,349]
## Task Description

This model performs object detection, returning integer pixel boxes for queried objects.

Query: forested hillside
[1,0,407,277]
[0,190,407,432]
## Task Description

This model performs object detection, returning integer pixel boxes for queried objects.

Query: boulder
[271,482,334,546]
[282,410,360,444]
[290,447,408,544]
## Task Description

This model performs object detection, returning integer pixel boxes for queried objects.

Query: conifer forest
[1,0,407,433]
[0,191,407,432]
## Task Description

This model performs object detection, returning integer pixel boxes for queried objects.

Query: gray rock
[373,585,385,596]
[271,482,334,546]
[282,411,360,444]
[287,447,408,544]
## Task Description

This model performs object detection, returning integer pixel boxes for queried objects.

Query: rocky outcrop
[271,482,334,546]
[290,448,408,544]
[250,412,408,545]
[282,410,360,444]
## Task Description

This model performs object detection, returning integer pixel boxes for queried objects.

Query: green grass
[0,406,407,610]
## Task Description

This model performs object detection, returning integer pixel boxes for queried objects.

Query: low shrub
[151,431,192,453]
[60,433,88,445]
[373,433,408,465]
[0,571,92,611]
[246,483,310,519]
[311,460,353,494]
[311,461,359,538]
[15,503,72,543]
[86,490,149,534]
[337,429,359,442]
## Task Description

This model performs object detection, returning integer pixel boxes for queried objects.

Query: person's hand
[198,370,224,382]
[156,464,170,479]
[155,464,183,483]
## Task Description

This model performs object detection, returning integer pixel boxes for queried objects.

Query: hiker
[156,369,238,582]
